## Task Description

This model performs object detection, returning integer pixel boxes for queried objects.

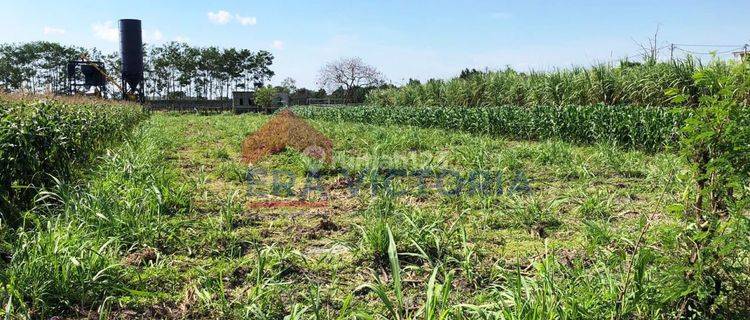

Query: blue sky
[2,0,749,87]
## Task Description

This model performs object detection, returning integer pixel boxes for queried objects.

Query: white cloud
[271,40,284,50]
[91,22,165,44]
[144,29,163,42]
[43,26,65,36]
[236,14,257,26]
[92,21,118,42]
[174,35,190,43]
[208,10,232,24]
[208,10,257,26]
[490,12,512,20]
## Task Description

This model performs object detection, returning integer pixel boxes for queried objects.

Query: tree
[317,57,384,100]
[254,86,277,107]
[280,77,297,94]
[0,41,84,93]
[459,68,483,80]
[635,24,662,64]
[0,41,275,99]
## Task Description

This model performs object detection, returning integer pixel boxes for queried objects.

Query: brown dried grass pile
[241,109,333,164]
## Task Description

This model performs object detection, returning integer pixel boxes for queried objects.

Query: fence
[145,97,360,113]
[300,98,357,105]
[145,99,231,112]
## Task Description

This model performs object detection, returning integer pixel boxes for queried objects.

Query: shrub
[253,86,277,108]
[669,62,750,317]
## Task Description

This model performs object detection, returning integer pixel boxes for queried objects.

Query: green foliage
[668,59,750,317]
[0,95,146,220]
[0,41,275,99]
[359,215,390,265]
[2,87,748,318]
[0,42,86,93]
[253,86,277,108]
[292,104,687,151]
[0,122,192,318]
[366,58,750,108]
[576,191,614,220]
[148,42,275,99]
[678,64,750,213]
[357,227,459,320]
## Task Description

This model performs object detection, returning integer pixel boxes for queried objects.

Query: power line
[596,44,672,65]
[672,43,743,48]
[572,42,746,67]
[674,46,744,55]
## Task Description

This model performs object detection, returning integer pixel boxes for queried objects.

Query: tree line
[272,75,394,106]
[0,41,274,99]
[0,41,396,103]
[277,57,393,105]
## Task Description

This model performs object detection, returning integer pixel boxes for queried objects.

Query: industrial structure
[119,19,145,102]
[63,19,145,102]
[232,91,256,112]
[65,60,108,97]
[60,18,290,112]
[231,91,289,113]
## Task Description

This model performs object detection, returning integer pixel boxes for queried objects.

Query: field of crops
[366,59,750,108]
[0,95,146,220]
[0,57,749,319]
[1,92,748,318]
[292,104,688,151]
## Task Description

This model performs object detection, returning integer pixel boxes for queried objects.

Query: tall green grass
[367,59,750,108]
[0,95,146,219]
[291,104,689,151]
[0,121,192,318]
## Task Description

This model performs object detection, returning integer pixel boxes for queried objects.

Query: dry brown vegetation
[241,109,333,165]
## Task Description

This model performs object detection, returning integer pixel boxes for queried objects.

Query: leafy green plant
[220,191,242,231]
[357,226,459,320]
[357,212,391,265]
[492,197,563,238]
[668,60,750,317]
[253,86,277,108]
[576,191,614,220]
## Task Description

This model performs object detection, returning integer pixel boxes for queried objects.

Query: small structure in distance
[232,90,289,113]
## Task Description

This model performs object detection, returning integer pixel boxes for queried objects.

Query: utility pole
[670,43,675,61]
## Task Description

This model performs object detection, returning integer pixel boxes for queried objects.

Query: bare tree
[317,57,384,99]
[634,24,663,63]
[280,77,297,93]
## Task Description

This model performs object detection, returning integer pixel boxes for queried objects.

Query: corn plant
[365,58,749,109]
[291,104,688,152]
[0,94,146,221]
